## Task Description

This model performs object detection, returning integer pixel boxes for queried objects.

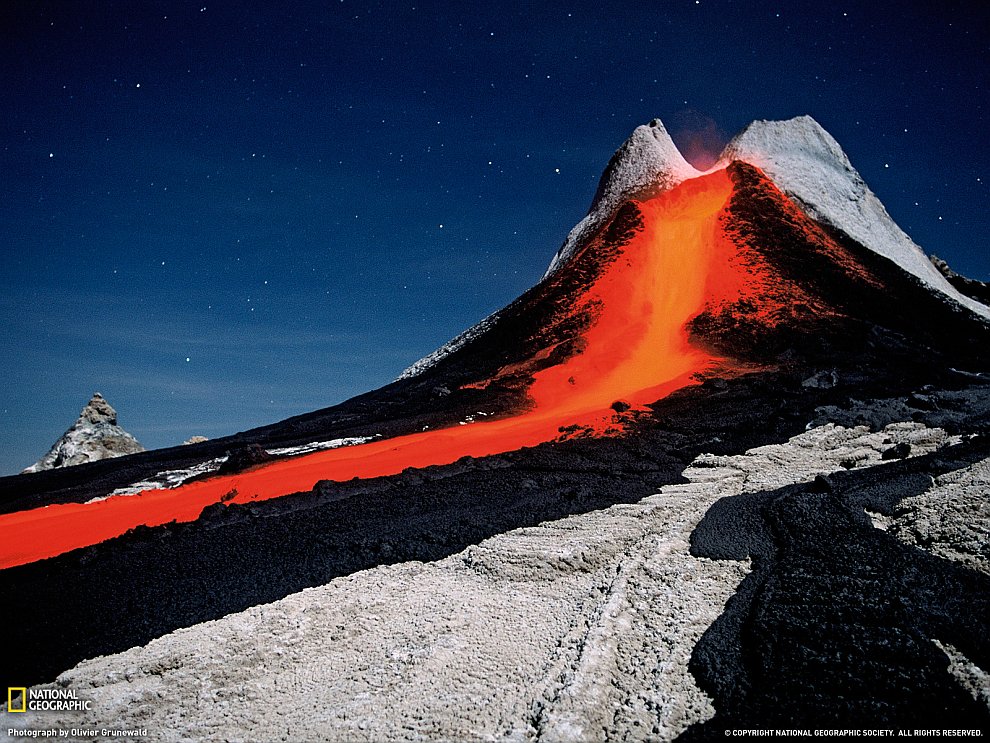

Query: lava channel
[1,168,749,569]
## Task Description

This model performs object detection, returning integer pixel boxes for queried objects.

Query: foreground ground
[5,384,989,740]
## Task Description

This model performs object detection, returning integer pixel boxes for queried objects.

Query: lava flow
[1,168,749,570]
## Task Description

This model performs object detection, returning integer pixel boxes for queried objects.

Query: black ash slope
[0,373,790,690]
[931,255,990,307]
[691,163,990,367]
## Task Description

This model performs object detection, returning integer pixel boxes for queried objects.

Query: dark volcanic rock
[216,443,274,474]
[0,371,813,691]
[683,439,990,733]
[881,441,912,460]
[931,255,990,307]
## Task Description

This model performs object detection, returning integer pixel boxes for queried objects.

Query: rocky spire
[23,393,145,473]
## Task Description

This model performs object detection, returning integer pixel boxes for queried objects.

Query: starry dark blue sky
[2,0,987,474]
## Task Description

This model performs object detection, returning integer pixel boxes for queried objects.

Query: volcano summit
[1,117,989,738]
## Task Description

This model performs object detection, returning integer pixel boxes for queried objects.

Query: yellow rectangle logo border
[7,687,27,713]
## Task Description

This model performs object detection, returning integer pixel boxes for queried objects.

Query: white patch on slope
[719,116,990,321]
[105,436,376,498]
[266,436,378,457]
[883,453,990,576]
[13,422,957,742]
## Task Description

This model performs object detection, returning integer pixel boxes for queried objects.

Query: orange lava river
[1,169,745,570]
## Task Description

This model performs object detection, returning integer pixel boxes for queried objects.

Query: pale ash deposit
[542,118,699,281]
[6,419,978,742]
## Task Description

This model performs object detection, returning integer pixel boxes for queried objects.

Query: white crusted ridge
[106,436,378,498]
[719,116,990,321]
[398,308,500,380]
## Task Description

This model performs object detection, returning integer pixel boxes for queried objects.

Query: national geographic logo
[7,688,93,712]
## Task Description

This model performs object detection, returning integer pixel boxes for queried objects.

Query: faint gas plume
[671,110,727,170]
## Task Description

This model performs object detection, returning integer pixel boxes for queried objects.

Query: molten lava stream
[0,170,737,570]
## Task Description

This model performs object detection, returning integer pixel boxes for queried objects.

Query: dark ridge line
[930,254,990,307]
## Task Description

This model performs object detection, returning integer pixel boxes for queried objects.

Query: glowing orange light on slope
[527,170,736,420]
[0,170,739,569]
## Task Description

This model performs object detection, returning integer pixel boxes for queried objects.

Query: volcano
[2,117,989,737]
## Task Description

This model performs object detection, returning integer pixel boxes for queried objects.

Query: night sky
[2,1,987,475]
